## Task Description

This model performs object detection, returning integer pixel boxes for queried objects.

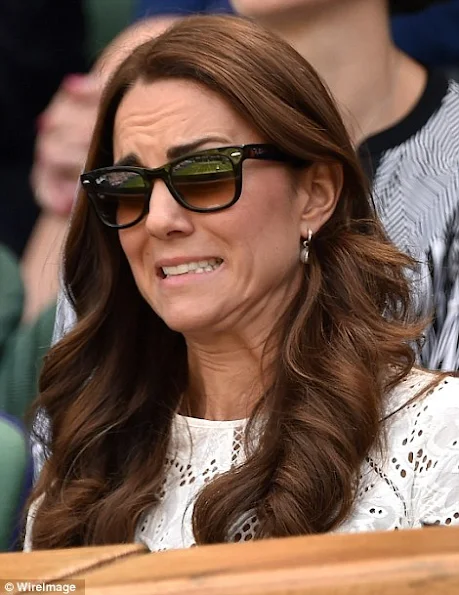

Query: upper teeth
[162,258,223,276]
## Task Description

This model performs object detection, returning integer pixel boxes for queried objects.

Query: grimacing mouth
[157,258,224,279]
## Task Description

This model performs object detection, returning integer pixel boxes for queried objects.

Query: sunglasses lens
[86,170,148,226]
[171,154,236,209]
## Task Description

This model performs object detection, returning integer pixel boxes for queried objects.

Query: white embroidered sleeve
[411,377,459,527]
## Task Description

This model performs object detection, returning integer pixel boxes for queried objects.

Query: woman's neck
[259,0,427,146]
[180,333,272,421]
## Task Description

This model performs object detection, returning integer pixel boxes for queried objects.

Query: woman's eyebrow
[113,153,141,166]
[114,136,229,166]
[166,136,229,160]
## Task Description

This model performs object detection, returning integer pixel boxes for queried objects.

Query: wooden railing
[1,526,459,594]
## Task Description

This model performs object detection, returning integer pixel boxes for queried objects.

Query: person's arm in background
[392,0,459,68]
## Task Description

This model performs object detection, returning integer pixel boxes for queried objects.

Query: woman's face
[114,79,313,338]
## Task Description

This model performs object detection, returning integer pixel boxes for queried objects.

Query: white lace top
[24,369,459,552]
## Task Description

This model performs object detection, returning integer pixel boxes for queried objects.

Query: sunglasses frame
[81,144,299,229]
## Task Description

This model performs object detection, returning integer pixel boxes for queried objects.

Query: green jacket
[0,244,55,550]
[0,243,55,421]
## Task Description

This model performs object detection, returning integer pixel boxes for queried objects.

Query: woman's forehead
[115,80,241,135]
[112,79,262,161]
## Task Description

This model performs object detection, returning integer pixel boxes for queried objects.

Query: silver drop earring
[300,229,313,264]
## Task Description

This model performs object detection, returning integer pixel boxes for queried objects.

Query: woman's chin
[160,309,220,335]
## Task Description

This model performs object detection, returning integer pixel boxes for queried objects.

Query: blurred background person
[229,0,459,373]
[0,0,86,550]
[0,0,139,419]
[0,0,85,258]
[19,0,138,322]
[0,0,135,550]
[393,0,459,78]
[0,241,56,550]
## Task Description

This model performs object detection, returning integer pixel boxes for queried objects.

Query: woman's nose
[144,179,194,239]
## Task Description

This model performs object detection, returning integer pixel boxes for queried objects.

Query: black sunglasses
[80,144,301,229]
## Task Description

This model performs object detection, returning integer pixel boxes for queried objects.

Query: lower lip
[159,263,224,287]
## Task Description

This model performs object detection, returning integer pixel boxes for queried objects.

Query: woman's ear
[296,162,343,236]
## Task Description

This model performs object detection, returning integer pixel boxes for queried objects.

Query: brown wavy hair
[28,15,426,548]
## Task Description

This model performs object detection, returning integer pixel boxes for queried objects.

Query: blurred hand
[31,16,178,217]
[31,74,102,216]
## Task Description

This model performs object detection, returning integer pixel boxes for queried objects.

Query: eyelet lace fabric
[135,370,459,551]
[135,415,250,551]
[24,369,459,552]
